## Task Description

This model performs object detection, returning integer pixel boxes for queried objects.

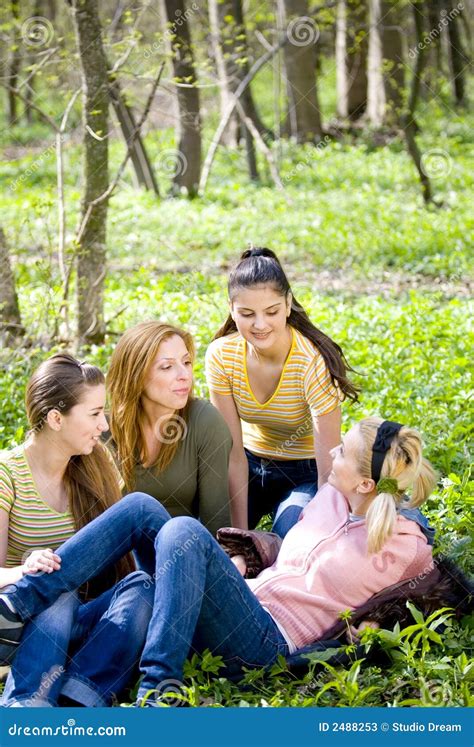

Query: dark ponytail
[213,248,359,403]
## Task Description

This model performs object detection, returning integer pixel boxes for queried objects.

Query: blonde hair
[357,417,437,554]
[107,321,195,491]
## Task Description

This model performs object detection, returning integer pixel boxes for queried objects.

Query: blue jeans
[137,516,288,702]
[399,507,435,545]
[4,495,288,704]
[1,571,154,707]
[246,449,317,538]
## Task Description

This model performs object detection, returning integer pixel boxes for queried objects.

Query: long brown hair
[106,321,195,491]
[25,353,135,585]
[213,248,359,402]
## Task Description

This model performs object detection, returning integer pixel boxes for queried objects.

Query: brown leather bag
[216,527,282,578]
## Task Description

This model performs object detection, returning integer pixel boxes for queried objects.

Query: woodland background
[0,0,472,706]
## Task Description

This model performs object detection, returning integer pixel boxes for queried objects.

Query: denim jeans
[2,571,155,707]
[246,449,317,538]
[137,516,289,702]
[4,494,288,704]
[399,507,435,545]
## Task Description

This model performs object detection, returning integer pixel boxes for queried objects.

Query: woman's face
[327,425,365,497]
[230,285,291,349]
[56,384,108,456]
[141,334,193,413]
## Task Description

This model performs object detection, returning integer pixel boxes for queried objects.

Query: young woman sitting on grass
[0,354,153,707]
[205,247,359,536]
[0,417,437,707]
[106,321,232,536]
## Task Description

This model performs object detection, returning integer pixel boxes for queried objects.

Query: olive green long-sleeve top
[126,399,232,536]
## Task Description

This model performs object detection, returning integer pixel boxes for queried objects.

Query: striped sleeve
[303,355,341,417]
[205,340,232,395]
[0,463,15,515]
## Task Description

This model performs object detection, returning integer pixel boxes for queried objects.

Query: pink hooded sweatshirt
[246,483,433,650]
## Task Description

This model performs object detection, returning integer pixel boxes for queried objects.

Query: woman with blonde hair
[106,321,232,535]
[0,417,440,706]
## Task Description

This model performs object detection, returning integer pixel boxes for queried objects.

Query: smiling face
[54,384,108,456]
[327,424,366,498]
[141,334,193,414]
[230,284,291,349]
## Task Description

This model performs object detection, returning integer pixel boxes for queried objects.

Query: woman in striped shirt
[0,354,154,707]
[206,248,359,537]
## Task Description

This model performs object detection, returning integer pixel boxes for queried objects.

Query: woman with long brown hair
[0,353,154,707]
[106,321,232,536]
[205,247,359,536]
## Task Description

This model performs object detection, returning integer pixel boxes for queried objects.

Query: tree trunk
[8,1,22,126]
[336,0,369,120]
[71,0,109,345]
[208,0,270,144]
[108,76,159,194]
[380,0,405,124]
[0,228,24,341]
[161,0,201,196]
[403,1,434,205]
[280,0,323,142]
[367,0,385,124]
[443,0,469,105]
[425,0,443,87]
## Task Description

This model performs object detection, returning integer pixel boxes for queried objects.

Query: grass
[0,63,472,706]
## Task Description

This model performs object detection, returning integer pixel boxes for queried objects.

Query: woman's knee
[113,570,155,597]
[121,492,172,522]
[155,516,207,549]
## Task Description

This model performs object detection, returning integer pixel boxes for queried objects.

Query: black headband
[371,420,403,484]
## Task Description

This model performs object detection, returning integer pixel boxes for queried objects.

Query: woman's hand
[347,620,380,642]
[22,549,61,575]
[231,554,247,576]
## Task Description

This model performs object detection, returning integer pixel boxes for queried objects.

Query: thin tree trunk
[280,0,323,142]
[0,228,24,341]
[337,0,369,120]
[443,0,469,105]
[8,1,22,126]
[71,0,109,345]
[425,0,443,87]
[208,0,270,143]
[403,1,434,205]
[380,0,405,124]
[161,0,201,196]
[108,76,159,193]
[24,0,43,125]
[367,0,385,124]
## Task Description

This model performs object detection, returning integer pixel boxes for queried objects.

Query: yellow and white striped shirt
[0,448,75,567]
[205,327,340,459]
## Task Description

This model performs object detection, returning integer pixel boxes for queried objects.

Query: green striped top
[0,448,75,568]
